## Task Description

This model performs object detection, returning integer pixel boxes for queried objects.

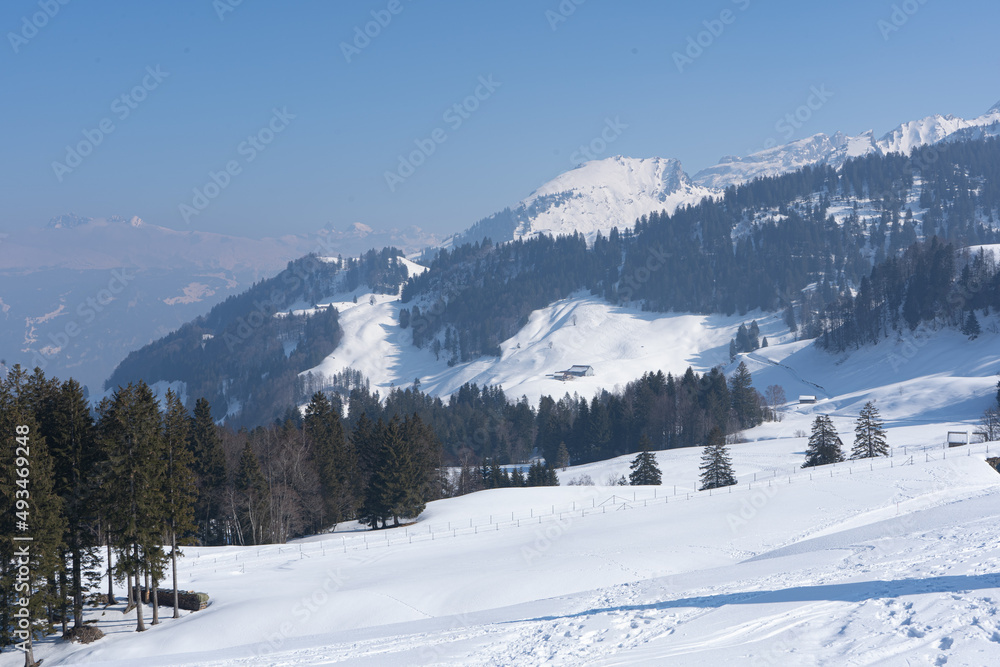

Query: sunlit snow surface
[11,300,1000,665]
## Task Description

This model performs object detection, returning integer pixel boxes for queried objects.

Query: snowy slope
[300,283,1000,438]
[13,435,1000,665]
[693,131,878,190]
[301,290,777,405]
[12,274,1000,665]
[450,157,714,247]
[513,156,714,242]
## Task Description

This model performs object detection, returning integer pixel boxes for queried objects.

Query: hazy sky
[2,0,998,239]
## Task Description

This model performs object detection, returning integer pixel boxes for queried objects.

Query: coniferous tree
[99,382,167,631]
[802,415,844,468]
[850,401,888,459]
[784,304,797,334]
[963,311,981,338]
[555,442,570,470]
[161,390,197,618]
[380,417,425,526]
[188,398,226,545]
[628,436,662,485]
[304,392,357,529]
[729,362,762,429]
[48,378,100,631]
[699,427,736,490]
[1,366,64,662]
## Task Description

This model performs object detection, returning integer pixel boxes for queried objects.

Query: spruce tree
[802,415,844,468]
[359,419,391,529]
[380,417,425,526]
[699,427,736,490]
[99,382,168,631]
[963,311,981,338]
[1,366,65,663]
[729,362,762,429]
[555,441,570,470]
[628,437,662,485]
[850,401,888,459]
[162,390,197,618]
[304,392,357,530]
[47,378,101,630]
[187,398,226,545]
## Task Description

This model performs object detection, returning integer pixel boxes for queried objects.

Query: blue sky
[2,0,998,239]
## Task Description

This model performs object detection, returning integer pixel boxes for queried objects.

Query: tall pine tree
[187,398,226,545]
[162,390,197,618]
[802,415,844,468]
[850,401,888,459]
[699,427,736,490]
[99,382,167,632]
[628,436,662,485]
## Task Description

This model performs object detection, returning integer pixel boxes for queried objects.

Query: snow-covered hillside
[447,157,715,249]
[513,157,714,243]
[300,290,771,405]
[297,274,1000,437]
[0,216,440,393]
[13,421,1000,664]
[12,250,1000,665]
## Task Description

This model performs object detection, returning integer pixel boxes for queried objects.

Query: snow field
[12,433,1000,666]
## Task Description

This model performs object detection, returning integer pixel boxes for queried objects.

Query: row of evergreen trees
[802,402,889,467]
[621,401,891,494]
[337,362,772,470]
[818,239,1000,351]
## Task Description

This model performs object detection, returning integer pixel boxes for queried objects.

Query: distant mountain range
[449,100,1000,248]
[0,215,439,392]
[5,99,999,396]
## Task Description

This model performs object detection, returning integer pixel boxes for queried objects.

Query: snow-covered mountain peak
[511,156,713,243]
[875,105,1000,155]
[692,132,876,190]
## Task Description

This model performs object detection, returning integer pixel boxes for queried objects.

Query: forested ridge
[106,137,1000,425]
[106,248,406,424]
[400,138,1000,362]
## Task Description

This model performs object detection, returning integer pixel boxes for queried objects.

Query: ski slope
[10,433,1000,665]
